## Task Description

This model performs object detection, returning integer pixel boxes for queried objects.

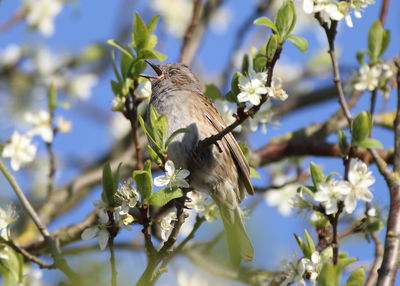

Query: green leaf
[107,39,134,60]
[48,82,57,113]
[120,49,134,78]
[318,262,338,286]
[368,20,390,62]
[253,16,278,32]
[148,187,183,206]
[80,44,106,62]
[147,15,160,33]
[133,170,153,201]
[144,159,152,174]
[367,219,384,232]
[345,267,365,286]
[381,29,390,58]
[139,116,161,149]
[111,50,122,82]
[250,167,260,178]
[294,233,308,256]
[287,35,308,52]
[102,162,117,206]
[132,13,149,51]
[130,59,147,77]
[147,145,162,165]
[253,54,268,72]
[165,128,191,148]
[238,141,249,158]
[241,54,250,75]
[266,34,279,60]
[149,105,168,148]
[357,138,383,149]
[337,130,348,156]
[138,48,167,61]
[310,162,325,187]
[224,91,236,103]
[300,185,317,195]
[204,84,223,102]
[304,229,315,256]
[352,111,371,143]
[275,0,296,39]
[231,72,241,94]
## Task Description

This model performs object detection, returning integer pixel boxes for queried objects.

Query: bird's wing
[196,93,254,196]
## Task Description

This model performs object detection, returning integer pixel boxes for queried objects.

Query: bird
[142,61,254,266]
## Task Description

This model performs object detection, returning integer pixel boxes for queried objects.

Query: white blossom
[134,80,152,100]
[115,182,139,215]
[160,211,177,241]
[187,191,206,213]
[24,0,62,36]
[2,132,37,171]
[353,64,381,91]
[177,270,211,286]
[112,96,126,112]
[237,70,268,106]
[265,184,300,216]
[343,159,375,213]
[245,101,275,134]
[81,209,109,250]
[266,77,289,101]
[154,160,190,188]
[302,0,374,28]
[302,252,322,285]
[280,258,308,286]
[314,180,351,215]
[0,44,22,66]
[150,0,193,37]
[25,110,53,143]
[68,74,98,100]
[56,116,72,133]
[0,204,17,239]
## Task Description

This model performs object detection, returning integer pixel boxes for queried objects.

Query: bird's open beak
[139,60,163,79]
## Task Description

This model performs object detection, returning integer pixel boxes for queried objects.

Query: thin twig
[0,9,26,34]
[365,231,384,286]
[197,45,282,151]
[109,237,117,286]
[180,0,203,65]
[370,149,400,286]
[316,17,352,125]
[0,158,79,282]
[379,0,390,26]
[136,200,188,286]
[0,236,53,269]
[152,216,206,284]
[125,89,143,170]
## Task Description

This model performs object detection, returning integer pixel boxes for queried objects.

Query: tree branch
[180,0,203,65]
[0,158,79,282]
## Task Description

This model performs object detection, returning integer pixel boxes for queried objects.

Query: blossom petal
[154,175,170,187]
[81,227,98,240]
[164,160,175,175]
[98,229,109,250]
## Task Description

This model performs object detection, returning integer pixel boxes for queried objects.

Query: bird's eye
[169,69,179,75]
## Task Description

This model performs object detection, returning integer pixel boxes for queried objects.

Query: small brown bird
[144,61,254,265]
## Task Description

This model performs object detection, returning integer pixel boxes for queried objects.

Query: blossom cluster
[302,0,375,28]
[281,251,323,286]
[23,0,63,36]
[298,159,374,216]
[81,182,139,250]
[266,159,375,217]
[351,62,394,98]
[1,110,71,171]
[237,69,288,106]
